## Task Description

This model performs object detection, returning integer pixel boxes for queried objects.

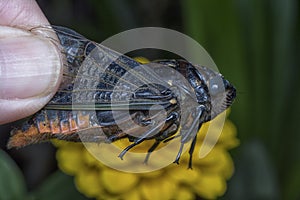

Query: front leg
[174,105,205,167]
[143,112,180,164]
[118,111,179,161]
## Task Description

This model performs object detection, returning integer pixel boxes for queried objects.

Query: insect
[7,26,236,168]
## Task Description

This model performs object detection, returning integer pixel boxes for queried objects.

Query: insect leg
[118,120,165,159]
[163,134,180,143]
[173,143,184,164]
[143,112,179,164]
[143,140,161,164]
[181,105,205,143]
[119,111,179,161]
[118,137,146,160]
[188,134,197,169]
[174,105,205,165]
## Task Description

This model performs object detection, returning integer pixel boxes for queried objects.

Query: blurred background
[0,0,299,199]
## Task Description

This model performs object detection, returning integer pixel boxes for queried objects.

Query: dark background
[0,0,299,199]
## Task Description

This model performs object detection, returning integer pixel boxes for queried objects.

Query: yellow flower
[54,57,239,199]
[54,110,239,200]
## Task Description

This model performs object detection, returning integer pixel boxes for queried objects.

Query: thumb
[0,26,62,124]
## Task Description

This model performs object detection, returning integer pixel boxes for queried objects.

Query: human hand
[0,0,62,124]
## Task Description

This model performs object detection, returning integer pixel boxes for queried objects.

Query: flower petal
[167,165,201,183]
[218,119,239,149]
[195,147,234,178]
[140,178,176,200]
[177,187,194,200]
[56,143,85,175]
[118,189,141,200]
[75,168,103,198]
[100,168,138,194]
[192,173,226,199]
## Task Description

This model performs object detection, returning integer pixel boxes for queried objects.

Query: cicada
[7,26,236,168]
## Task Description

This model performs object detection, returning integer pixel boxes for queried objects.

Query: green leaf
[225,141,280,200]
[0,149,27,200]
[29,170,89,200]
[283,161,300,200]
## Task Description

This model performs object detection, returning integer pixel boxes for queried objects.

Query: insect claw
[118,138,146,161]
[188,154,193,168]
[118,148,130,160]
[118,153,125,160]
[173,159,180,165]
[143,150,153,165]
[173,142,184,165]
[143,158,149,165]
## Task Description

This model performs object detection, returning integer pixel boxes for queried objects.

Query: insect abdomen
[7,110,92,148]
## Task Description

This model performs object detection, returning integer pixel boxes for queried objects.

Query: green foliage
[29,171,88,200]
[0,149,26,200]
[183,0,300,199]
[0,149,90,200]
[224,140,279,200]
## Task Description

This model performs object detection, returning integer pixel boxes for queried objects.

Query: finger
[0,26,62,124]
[0,1,64,124]
[0,0,49,26]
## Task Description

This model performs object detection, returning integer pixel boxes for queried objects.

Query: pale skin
[0,0,62,124]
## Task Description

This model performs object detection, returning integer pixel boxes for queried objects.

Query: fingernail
[0,30,62,99]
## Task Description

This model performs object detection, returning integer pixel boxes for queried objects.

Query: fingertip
[0,93,55,124]
[0,0,49,27]
[0,28,62,99]
[0,26,63,125]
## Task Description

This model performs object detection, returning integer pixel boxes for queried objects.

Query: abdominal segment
[7,110,106,148]
[7,108,169,148]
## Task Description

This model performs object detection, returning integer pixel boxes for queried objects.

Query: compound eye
[209,76,224,96]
